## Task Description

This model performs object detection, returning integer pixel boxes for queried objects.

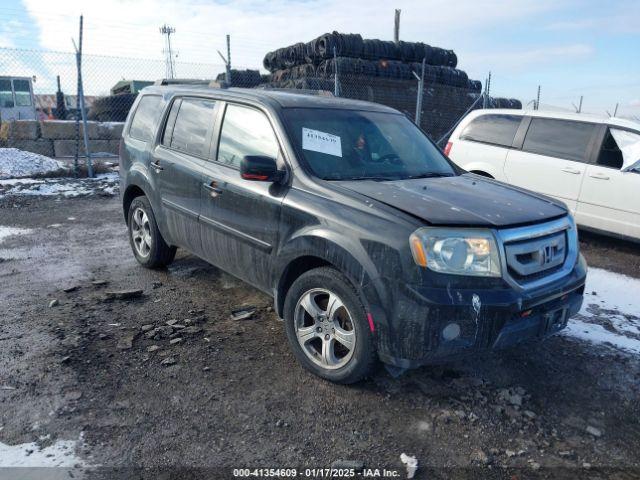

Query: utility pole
[535,85,541,110]
[217,35,232,86]
[482,71,491,108]
[160,24,176,79]
[394,9,401,44]
[413,58,426,124]
[72,15,93,178]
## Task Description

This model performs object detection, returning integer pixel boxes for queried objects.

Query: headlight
[409,227,501,277]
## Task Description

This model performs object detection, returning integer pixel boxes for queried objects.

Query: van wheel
[284,267,377,384]
[127,196,176,268]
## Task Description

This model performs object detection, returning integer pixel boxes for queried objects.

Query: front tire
[284,267,377,384]
[127,196,176,268]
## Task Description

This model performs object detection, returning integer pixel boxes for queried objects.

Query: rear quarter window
[459,114,522,147]
[522,118,596,162]
[129,95,163,142]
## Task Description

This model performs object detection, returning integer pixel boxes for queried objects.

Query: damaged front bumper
[367,254,587,369]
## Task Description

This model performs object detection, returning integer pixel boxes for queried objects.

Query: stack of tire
[261,31,521,140]
[215,69,263,88]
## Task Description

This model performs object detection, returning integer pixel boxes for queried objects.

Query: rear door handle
[561,167,581,174]
[589,172,610,180]
[203,181,223,197]
[150,160,163,171]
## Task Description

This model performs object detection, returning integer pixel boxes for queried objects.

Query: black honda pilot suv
[120,85,587,383]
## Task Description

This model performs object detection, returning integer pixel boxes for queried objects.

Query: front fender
[273,228,396,342]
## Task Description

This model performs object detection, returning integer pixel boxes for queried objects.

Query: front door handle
[561,167,581,174]
[589,172,610,180]
[150,160,163,172]
[203,181,223,198]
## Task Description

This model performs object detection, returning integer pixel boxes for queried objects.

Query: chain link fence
[1,35,521,154]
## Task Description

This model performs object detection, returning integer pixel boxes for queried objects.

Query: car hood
[336,174,567,227]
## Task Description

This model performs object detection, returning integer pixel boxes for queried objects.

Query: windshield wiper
[405,172,454,179]
[328,175,400,182]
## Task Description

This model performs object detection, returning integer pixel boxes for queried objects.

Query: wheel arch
[122,184,147,221]
[273,233,380,319]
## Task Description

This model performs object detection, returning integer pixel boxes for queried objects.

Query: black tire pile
[263,32,457,71]
[263,32,474,90]
[214,69,264,88]
[261,31,521,140]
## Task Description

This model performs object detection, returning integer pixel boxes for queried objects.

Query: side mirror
[240,155,283,182]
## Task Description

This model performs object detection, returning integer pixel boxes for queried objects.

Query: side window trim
[161,97,182,147]
[511,116,531,150]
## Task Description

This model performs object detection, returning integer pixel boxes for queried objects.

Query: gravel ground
[0,193,639,480]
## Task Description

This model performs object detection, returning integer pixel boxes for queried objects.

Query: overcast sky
[0,0,638,117]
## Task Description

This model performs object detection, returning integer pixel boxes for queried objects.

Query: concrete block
[0,120,40,140]
[53,139,112,158]
[40,120,99,140]
[97,122,125,140]
[8,139,55,157]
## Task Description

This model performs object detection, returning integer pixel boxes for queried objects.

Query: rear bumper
[367,255,587,369]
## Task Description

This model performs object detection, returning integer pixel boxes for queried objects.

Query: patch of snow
[0,226,33,244]
[0,172,119,199]
[580,267,639,319]
[0,148,65,179]
[564,267,640,355]
[0,438,85,467]
[564,319,640,355]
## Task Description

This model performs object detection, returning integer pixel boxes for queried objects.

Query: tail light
[443,141,452,156]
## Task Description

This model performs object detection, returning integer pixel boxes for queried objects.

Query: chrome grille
[505,231,566,278]
[495,216,577,290]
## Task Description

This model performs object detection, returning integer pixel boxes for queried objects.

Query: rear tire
[127,196,176,268]
[284,267,377,384]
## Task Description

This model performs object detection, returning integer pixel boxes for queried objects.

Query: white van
[0,76,36,121]
[446,109,640,242]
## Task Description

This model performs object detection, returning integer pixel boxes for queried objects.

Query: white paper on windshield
[611,128,640,170]
[302,127,342,157]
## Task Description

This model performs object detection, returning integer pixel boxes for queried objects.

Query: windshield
[282,108,456,181]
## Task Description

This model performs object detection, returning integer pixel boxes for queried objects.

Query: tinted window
[13,79,32,106]
[460,114,521,147]
[217,104,279,168]
[170,98,217,157]
[523,118,596,162]
[129,95,162,142]
[0,79,14,108]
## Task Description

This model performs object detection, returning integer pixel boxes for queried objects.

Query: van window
[129,95,162,142]
[523,118,596,162]
[13,79,32,106]
[170,98,217,158]
[0,79,14,108]
[217,104,279,169]
[459,114,521,147]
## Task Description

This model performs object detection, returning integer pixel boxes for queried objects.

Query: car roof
[465,108,640,131]
[141,84,400,114]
